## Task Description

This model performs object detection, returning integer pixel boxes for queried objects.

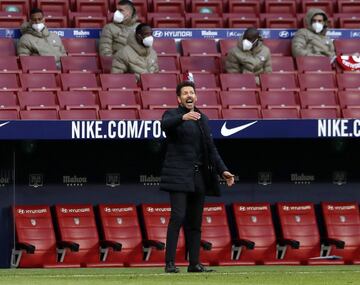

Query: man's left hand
[222,171,235,187]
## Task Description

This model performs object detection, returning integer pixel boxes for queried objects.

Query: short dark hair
[118,0,136,17]
[243,27,260,39]
[30,8,43,16]
[135,23,152,35]
[176,81,196,97]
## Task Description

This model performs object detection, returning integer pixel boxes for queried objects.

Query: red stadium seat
[140,204,187,265]
[75,0,108,15]
[0,0,29,15]
[99,91,140,110]
[20,110,59,120]
[224,13,261,28]
[296,56,334,73]
[57,91,99,110]
[321,202,360,265]
[158,56,180,74]
[153,0,185,13]
[200,203,252,265]
[61,56,101,73]
[54,204,123,267]
[191,73,220,91]
[180,56,221,74]
[62,39,98,56]
[74,16,107,28]
[260,74,299,92]
[263,39,292,56]
[187,13,224,28]
[98,204,152,266]
[220,73,259,91]
[150,14,185,28]
[0,74,21,92]
[277,202,344,265]
[299,91,339,110]
[338,91,360,108]
[140,73,179,91]
[232,203,300,265]
[200,108,221,119]
[181,39,219,57]
[222,108,261,119]
[12,205,80,268]
[219,39,237,56]
[0,39,16,56]
[153,39,179,57]
[337,74,360,91]
[337,14,360,28]
[220,91,259,109]
[140,91,178,109]
[338,0,360,13]
[271,56,296,74]
[334,40,360,55]
[298,74,337,92]
[99,56,112,74]
[138,109,166,120]
[300,108,339,118]
[265,0,297,15]
[18,91,58,110]
[0,56,20,73]
[37,0,69,15]
[20,74,60,92]
[44,15,68,28]
[262,107,300,119]
[264,15,299,28]
[20,56,59,74]
[196,90,221,110]
[99,109,139,120]
[259,91,299,109]
[191,0,223,14]
[228,0,260,14]
[60,73,101,91]
[302,0,333,15]
[99,74,140,91]
[0,109,19,119]
[0,14,26,28]
[0,92,19,109]
[342,107,360,118]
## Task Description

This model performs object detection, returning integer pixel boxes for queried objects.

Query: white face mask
[242,39,254,51]
[312,22,324,33]
[32,23,45,32]
[142,36,154,47]
[113,10,124,23]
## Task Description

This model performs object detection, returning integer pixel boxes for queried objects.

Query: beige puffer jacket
[99,16,139,56]
[225,37,272,75]
[292,8,335,57]
[17,22,66,65]
[111,32,159,79]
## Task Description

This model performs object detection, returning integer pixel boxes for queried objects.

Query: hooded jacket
[17,22,66,64]
[292,8,335,57]
[99,15,139,56]
[111,32,159,78]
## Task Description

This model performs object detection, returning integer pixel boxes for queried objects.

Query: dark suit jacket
[160,106,228,196]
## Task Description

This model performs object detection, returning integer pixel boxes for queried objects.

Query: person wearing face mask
[111,23,159,79]
[99,0,139,56]
[292,8,335,58]
[225,27,272,84]
[17,8,66,67]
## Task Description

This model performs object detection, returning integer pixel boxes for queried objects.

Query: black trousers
[165,168,206,266]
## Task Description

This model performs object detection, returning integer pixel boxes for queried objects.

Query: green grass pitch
[0,266,359,285]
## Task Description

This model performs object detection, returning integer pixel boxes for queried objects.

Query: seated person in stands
[99,0,139,56]
[111,23,159,80]
[17,8,66,68]
[225,27,272,84]
[292,8,335,58]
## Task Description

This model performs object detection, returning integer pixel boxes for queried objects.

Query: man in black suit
[160,80,235,273]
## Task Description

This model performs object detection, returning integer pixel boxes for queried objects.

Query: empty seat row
[2,0,360,17]
[0,38,358,59]
[13,201,360,268]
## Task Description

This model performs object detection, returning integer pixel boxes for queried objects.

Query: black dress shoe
[165,262,180,273]
[187,264,214,273]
